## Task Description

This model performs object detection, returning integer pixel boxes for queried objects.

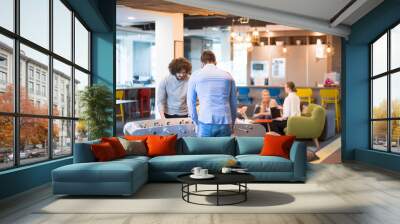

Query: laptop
[270,107,281,119]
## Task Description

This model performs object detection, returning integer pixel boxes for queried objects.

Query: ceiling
[117,0,225,16]
[226,0,353,24]
[164,0,384,37]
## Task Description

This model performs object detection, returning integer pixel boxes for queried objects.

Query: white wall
[154,13,184,83]
[251,45,328,86]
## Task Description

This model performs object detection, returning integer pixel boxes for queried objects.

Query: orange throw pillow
[91,142,117,162]
[260,134,295,159]
[146,135,177,157]
[124,135,149,141]
[101,137,126,158]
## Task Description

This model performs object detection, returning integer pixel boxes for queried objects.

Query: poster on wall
[271,58,286,79]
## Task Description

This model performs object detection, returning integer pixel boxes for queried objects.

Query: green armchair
[285,104,326,149]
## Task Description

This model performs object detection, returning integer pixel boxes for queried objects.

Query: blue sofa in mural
[52,137,307,196]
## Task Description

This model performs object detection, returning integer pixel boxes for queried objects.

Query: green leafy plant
[79,84,113,140]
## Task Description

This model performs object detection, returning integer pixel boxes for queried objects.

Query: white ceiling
[226,0,352,22]
[165,0,384,37]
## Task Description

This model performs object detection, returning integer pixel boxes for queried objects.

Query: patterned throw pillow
[118,137,147,156]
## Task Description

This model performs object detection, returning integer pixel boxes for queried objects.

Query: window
[20,0,49,49]
[0,1,91,170]
[0,116,13,170]
[42,85,46,97]
[53,59,72,117]
[53,0,72,60]
[28,67,34,80]
[35,84,40,96]
[0,34,14,113]
[74,18,90,70]
[74,69,89,118]
[0,0,14,32]
[28,81,34,94]
[0,71,7,85]
[370,23,400,153]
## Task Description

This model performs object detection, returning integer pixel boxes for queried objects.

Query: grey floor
[1,162,400,224]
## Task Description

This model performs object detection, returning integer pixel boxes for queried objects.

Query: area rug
[37,183,361,214]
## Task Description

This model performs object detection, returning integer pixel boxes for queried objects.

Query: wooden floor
[1,162,400,224]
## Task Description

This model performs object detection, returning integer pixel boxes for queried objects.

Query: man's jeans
[197,122,232,137]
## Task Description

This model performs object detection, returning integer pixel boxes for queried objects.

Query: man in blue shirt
[187,50,237,137]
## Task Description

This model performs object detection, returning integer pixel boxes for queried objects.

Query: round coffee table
[177,173,255,206]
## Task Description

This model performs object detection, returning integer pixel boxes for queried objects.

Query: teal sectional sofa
[52,137,307,196]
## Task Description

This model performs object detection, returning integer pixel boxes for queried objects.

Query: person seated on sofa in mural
[253,89,278,119]
[187,50,237,137]
[157,57,192,119]
[270,81,301,135]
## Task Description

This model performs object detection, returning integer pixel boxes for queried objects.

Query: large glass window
[20,0,49,49]
[0,116,13,169]
[370,23,400,153]
[74,18,90,70]
[391,24,400,70]
[0,35,14,113]
[74,69,89,118]
[20,44,49,115]
[53,59,72,117]
[0,0,91,170]
[53,0,72,60]
[0,0,14,32]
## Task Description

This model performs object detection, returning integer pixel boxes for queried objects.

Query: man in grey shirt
[157,57,192,119]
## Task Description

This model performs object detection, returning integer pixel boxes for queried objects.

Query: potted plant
[79,84,113,140]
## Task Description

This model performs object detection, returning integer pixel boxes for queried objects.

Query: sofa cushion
[149,154,235,172]
[101,137,127,158]
[118,138,147,156]
[91,142,118,162]
[260,135,295,159]
[236,137,264,155]
[236,155,293,172]
[53,158,147,183]
[180,137,235,155]
[147,135,177,157]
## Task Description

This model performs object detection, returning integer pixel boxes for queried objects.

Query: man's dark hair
[168,57,192,75]
[200,50,216,64]
[286,81,296,92]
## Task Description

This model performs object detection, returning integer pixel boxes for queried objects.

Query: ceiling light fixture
[128,16,135,20]
[252,30,259,36]
[245,34,252,42]
[326,45,332,53]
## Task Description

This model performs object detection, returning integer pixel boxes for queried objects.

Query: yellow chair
[116,90,125,123]
[320,88,340,132]
[296,88,313,104]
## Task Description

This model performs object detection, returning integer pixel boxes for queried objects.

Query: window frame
[0,0,92,171]
[370,20,400,154]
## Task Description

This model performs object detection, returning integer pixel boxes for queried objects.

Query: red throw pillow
[91,142,117,162]
[101,137,126,158]
[146,135,177,157]
[260,134,295,159]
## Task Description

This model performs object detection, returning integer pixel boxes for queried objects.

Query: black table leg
[245,183,247,201]
[216,184,219,206]
[195,184,198,192]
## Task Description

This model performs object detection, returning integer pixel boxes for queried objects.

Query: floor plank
[1,162,400,224]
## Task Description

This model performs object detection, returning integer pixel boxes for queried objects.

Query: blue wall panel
[343,0,400,171]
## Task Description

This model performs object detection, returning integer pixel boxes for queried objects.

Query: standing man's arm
[187,76,198,125]
[156,78,167,119]
[229,79,237,125]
